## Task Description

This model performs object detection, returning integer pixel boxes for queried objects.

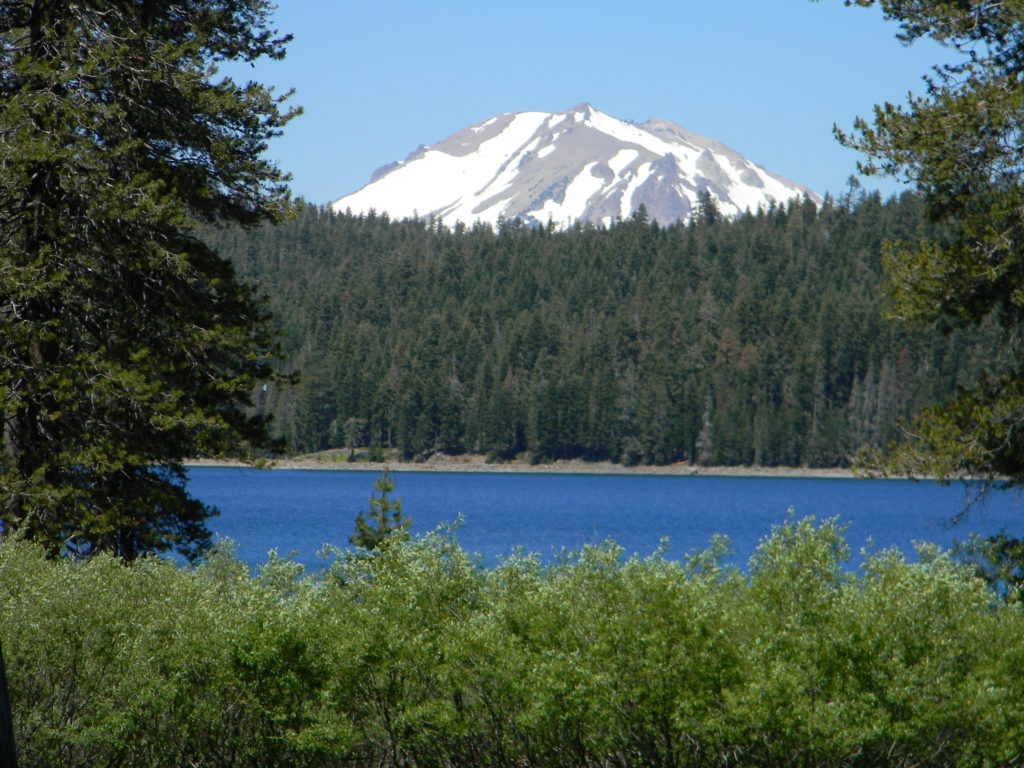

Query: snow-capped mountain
[331,103,819,228]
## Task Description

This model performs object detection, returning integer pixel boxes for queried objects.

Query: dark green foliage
[955,532,1024,600]
[2,520,1023,767]
[0,1,296,559]
[0,641,15,768]
[827,0,1024,490]
[349,468,410,550]
[205,193,1000,467]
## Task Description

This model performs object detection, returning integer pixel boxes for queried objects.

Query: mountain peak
[332,105,819,228]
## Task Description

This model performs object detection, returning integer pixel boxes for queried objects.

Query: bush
[1,518,1022,767]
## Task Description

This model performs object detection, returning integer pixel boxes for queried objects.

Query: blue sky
[235,1,948,205]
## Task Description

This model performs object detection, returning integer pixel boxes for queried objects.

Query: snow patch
[622,162,654,218]
[334,111,548,224]
[607,149,639,176]
[472,116,499,133]
[516,136,542,164]
[531,162,608,227]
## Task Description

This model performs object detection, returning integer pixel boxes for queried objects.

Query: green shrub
[1,518,1022,767]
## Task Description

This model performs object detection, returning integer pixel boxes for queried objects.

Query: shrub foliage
[1,518,1022,767]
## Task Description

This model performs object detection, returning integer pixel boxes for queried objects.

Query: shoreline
[185,454,860,479]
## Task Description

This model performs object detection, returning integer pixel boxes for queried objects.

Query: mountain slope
[331,103,820,228]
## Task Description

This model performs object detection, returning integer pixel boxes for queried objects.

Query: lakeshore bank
[187,453,858,479]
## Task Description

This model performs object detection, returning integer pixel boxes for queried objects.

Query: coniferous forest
[203,190,1001,467]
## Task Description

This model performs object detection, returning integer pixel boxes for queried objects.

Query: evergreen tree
[830,0,1024,489]
[693,189,721,226]
[0,1,297,560]
[205,194,1001,471]
[349,468,411,550]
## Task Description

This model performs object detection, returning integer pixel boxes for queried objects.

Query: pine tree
[0,1,297,560]
[350,468,411,550]
[829,0,1024,489]
[693,190,721,226]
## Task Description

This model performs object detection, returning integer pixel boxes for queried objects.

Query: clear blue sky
[233,0,948,205]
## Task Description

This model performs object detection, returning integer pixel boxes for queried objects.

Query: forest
[202,190,1002,467]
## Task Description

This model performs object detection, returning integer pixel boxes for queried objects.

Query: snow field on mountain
[331,104,819,228]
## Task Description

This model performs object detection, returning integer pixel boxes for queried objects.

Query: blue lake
[186,467,1024,571]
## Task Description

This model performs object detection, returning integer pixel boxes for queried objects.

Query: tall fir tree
[350,468,411,550]
[828,0,1024,490]
[0,1,297,560]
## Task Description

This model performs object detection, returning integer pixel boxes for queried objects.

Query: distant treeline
[202,192,1001,466]
[4,520,1024,767]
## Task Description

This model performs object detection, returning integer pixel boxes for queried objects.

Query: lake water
[185,467,1024,571]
